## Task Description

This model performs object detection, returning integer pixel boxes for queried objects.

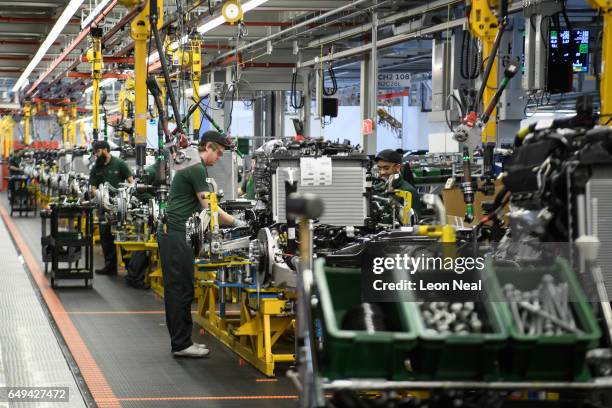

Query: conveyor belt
[0,195,297,408]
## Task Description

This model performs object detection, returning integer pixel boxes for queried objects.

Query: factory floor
[0,194,297,408]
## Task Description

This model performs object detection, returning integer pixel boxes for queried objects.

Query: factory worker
[89,140,133,275]
[375,149,423,218]
[158,130,246,358]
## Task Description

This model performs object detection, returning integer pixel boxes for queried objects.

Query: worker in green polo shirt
[238,154,258,200]
[159,130,246,358]
[8,149,24,176]
[89,140,134,275]
[375,149,422,222]
[7,149,24,202]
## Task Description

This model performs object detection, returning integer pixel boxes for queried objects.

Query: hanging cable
[445,93,465,133]
[323,63,338,96]
[460,31,479,80]
[290,68,304,109]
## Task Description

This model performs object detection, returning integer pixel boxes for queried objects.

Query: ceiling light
[222,1,243,23]
[12,0,85,92]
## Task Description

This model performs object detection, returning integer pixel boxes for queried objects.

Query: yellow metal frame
[194,281,295,377]
[131,0,163,147]
[0,116,15,158]
[87,34,103,139]
[70,103,77,146]
[587,0,612,124]
[23,101,31,145]
[394,190,413,225]
[468,0,499,143]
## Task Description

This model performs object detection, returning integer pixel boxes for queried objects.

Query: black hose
[290,70,304,109]
[323,64,338,96]
[149,7,185,136]
[474,21,507,112]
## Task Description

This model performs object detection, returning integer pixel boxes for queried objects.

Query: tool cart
[9,175,37,216]
[40,202,95,288]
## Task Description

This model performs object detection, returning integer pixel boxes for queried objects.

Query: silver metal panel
[207,151,239,201]
[586,168,612,299]
[71,155,91,174]
[0,217,86,408]
[272,158,367,226]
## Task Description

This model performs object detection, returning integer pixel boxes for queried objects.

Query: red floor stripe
[113,395,299,401]
[68,310,197,315]
[0,204,121,408]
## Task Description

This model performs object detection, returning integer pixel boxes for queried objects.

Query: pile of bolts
[503,274,582,335]
[419,301,484,334]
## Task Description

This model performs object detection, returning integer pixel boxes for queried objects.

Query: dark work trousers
[99,221,117,273]
[158,229,195,352]
[126,251,148,285]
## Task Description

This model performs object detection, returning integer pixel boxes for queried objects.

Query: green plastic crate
[407,270,508,380]
[314,259,417,380]
[484,258,601,381]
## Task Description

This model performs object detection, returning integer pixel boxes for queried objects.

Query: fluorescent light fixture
[85,77,118,94]
[81,0,113,28]
[12,0,85,92]
[197,15,226,35]
[243,0,270,12]
[146,0,270,65]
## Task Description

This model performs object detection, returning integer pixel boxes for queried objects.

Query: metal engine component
[115,187,131,225]
[186,209,210,257]
[93,183,115,212]
[186,208,251,258]
[250,227,296,288]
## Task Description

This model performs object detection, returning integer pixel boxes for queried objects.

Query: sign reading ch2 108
[377,72,411,89]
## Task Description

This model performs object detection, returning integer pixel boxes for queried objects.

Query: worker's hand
[232,218,248,228]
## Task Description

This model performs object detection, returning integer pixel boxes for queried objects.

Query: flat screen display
[549,29,589,73]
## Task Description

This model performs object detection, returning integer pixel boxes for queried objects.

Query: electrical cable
[150,11,185,136]
[561,0,572,34]
[445,93,465,133]
[460,31,479,80]
[322,63,338,96]
[290,69,304,109]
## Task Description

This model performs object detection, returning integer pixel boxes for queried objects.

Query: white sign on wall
[377,72,411,89]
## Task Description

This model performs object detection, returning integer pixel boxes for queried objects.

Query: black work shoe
[95,268,117,275]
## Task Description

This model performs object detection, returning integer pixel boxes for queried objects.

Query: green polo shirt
[392,175,422,218]
[241,173,256,199]
[8,155,21,175]
[89,156,132,189]
[166,161,211,233]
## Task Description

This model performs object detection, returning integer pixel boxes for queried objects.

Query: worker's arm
[126,175,134,184]
[196,192,235,225]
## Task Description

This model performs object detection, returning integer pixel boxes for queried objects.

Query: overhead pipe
[0,17,80,24]
[306,0,461,48]
[0,40,59,46]
[211,0,372,66]
[26,0,119,96]
[298,1,524,68]
[81,56,135,63]
[66,72,130,78]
